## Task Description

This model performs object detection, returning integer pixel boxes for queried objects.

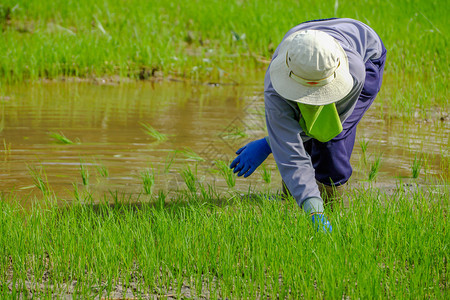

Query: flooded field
[1,77,449,204]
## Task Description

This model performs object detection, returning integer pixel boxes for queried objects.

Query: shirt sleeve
[264,69,322,207]
[263,19,368,207]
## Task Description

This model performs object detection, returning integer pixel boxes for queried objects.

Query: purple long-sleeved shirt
[264,18,384,209]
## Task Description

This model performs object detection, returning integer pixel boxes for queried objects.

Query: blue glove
[229,138,272,177]
[311,213,332,233]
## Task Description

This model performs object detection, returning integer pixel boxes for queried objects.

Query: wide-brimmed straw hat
[269,30,353,105]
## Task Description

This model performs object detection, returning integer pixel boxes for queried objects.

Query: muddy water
[1,79,448,205]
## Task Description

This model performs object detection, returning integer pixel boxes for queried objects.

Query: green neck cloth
[297,102,343,142]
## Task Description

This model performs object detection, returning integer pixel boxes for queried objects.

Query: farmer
[230,18,386,232]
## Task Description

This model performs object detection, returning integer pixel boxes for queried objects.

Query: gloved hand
[229,138,272,177]
[311,213,332,233]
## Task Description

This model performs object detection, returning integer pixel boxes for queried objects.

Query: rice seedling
[48,132,75,144]
[358,137,369,166]
[368,153,383,181]
[141,168,155,195]
[96,163,109,178]
[259,163,272,184]
[156,190,166,209]
[411,153,424,179]
[181,165,198,194]
[179,147,204,162]
[80,162,89,186]
[220,124,248,140]
[214,160,236,188]
[27,165,51,195]
[140,122,168,142]
[163,151,177,174]
[2,138,11,159]
[0,180,447,299]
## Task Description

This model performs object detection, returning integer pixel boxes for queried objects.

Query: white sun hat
[269,30,353,105]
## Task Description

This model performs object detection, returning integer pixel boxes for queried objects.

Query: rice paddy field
[0,0,449,298]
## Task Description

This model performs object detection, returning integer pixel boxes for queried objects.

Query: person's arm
[264,72,322,210]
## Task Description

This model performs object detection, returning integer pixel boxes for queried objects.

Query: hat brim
[269,32,353,106]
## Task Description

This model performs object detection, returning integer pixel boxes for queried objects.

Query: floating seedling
[48,132,75,144]
[179,147,204,162]
[220,125,248,140]
[140,122,168,142]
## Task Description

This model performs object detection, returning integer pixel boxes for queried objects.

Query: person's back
[230,18,387,232]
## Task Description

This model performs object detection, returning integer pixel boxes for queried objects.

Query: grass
[359,137,369,166]
[0,0,448,117]
[0,0,448,297]
[214,160,236,188]
[0,180,448,299]
[140,122,168,142]
[95,162,109,178]
[181,165,198,194]
[79,161,89,186]
[259,163,272,184]
[220,124,248,140]
[141,168,155,195]
[368,154,383,181]
[163,151,177,174]
[48,131,75,144]
[2,138,11,159]
[179,147,205,162]
[412,154,424,179]
[28,165,51,196]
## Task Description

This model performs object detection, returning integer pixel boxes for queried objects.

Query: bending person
[230,18,387,232]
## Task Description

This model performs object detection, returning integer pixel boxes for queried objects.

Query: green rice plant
[179,147,204,162]
[411,154,423,179]
[72,182,80,202]
[2,139,11,159]
[214,160,236,188]
[0,107,4,133]
[156,190,166,209]
[80,162,89,186]
[140,122,168,142]
[220,125,248,140]
[48,131,75,144]
[27,165,50,195]
[259,163,272,184]
[0,0,446,119]
[368,154,383,181]
[164,151,177,174]
[359,137,369,166]
[141,168,155,195]
[181,165,198,194]
[0,182,448,298]
[96,163,109,178]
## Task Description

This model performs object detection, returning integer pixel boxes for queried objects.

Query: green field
[1,1,449,298]
[1,182,448,298]
[1,0,448,115]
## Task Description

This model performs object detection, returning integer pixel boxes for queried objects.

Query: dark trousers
[304,44,387,186]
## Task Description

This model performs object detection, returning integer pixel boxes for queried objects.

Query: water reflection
[0,79,448,205]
